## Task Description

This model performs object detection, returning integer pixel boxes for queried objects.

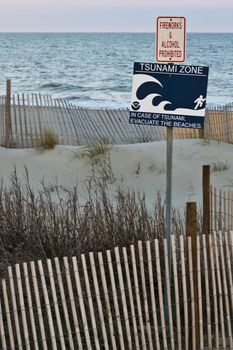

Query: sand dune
[0,139,232,210]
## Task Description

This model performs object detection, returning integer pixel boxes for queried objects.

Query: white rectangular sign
[156,16,186,62]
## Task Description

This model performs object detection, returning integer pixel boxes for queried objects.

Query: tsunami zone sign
[129,62,209,129]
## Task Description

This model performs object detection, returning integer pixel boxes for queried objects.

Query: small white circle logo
[131,101,140,110]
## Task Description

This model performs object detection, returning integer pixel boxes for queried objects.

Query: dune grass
[0,168,194,277]
[37,128,59,150]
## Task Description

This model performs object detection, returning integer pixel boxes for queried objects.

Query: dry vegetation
[37,127,59,150]
[0,167,193,278]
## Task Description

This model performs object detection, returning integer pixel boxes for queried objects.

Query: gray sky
[0,0,233,32]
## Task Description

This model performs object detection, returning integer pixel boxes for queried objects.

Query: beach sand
[0,138,232,211]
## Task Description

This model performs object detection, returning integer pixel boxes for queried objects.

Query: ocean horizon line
[0,31,232,34]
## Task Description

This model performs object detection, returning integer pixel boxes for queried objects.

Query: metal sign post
[166,126,173,270]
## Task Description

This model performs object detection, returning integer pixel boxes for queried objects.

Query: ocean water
[0,32,232,109]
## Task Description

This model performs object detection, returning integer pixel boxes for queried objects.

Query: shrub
[37,128,59,150]
[71,136,115,183]
[71,137,111,163]
[211,160,230,172]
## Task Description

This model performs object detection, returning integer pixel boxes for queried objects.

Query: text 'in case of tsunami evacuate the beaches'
[129,62,209,129]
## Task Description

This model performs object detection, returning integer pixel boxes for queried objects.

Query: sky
[0,0,233,32]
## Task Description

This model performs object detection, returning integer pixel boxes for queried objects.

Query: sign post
[166,125,173,268]
[156,16,186,267]
[156,17,186,262]
[129,16,208,334]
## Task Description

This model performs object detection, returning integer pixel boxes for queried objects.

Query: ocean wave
[39,83,92,94]
[52,91,130,109]
[57,95,93,102]
[40,83,63,89]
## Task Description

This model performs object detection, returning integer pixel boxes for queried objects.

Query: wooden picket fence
[1,92,233,148]
[211,185,233,233]
[165,104,233,142]
[206,103,233,143]
[1,233,233,349]
[0,93,165,148]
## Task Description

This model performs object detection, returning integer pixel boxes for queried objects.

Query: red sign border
[156,16,186,63]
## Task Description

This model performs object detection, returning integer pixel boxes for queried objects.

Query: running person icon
[194,95,206,110]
